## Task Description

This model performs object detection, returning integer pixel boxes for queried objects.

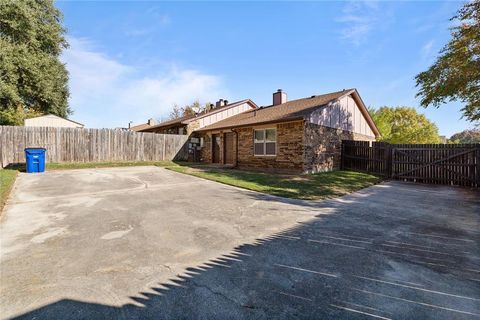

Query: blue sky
[57,0,474,137]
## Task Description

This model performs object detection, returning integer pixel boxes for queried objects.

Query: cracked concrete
[1,166,479,319]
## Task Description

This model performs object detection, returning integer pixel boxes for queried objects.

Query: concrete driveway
[0,166,479,319]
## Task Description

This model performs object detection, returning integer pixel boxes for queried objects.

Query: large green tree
[369,106,441,144]
[415,0,479,123]
[0,0,70,125]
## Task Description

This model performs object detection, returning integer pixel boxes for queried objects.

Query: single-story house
[139,99,258,135]
[24,114,84,128]
[194,89,379,173]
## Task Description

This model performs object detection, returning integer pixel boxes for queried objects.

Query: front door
[224,132,234,165]
[212,134,221,163]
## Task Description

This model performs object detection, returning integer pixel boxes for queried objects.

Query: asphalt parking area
[1,166,479,319]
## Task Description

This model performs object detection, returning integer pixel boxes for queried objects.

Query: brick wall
[235,121,304,173]
[198,120,375,174]
[304,122,375,173]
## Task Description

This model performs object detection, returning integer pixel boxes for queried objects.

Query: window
[254,128,276,156]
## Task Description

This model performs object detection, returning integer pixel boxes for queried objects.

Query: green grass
[0,168,19,211]
[167,165,381,200]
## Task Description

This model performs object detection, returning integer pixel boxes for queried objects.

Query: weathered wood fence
[0,126,189,168]
[341,140,480,187]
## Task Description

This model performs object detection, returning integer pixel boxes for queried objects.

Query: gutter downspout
[231,128,239,168]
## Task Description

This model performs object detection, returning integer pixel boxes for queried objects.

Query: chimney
[148,118,155,126]
[128,121,133,129]
[215,99,225,108]
[273,89,287,106]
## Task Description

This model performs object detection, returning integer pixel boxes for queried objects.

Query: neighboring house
[128,118,156,132]
[195,89,379,173]
[139,99,258,135]
[24,114,84,128]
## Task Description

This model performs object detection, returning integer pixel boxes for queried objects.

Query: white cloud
[337,0,383,46]
[421,39,435,61]
[61,37,226,128]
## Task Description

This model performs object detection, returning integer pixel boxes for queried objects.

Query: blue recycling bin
[25,148,46,173]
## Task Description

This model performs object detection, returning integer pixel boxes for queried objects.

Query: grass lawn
[167,165,381,200]
[0,168,19,211]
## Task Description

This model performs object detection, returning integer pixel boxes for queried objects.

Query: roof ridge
[196,89,360,132]
[255,89,355,110]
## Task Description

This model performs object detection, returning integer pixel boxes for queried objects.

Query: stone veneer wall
[199,132,213,163]
[186,120,200,135]
[303,122,375,173]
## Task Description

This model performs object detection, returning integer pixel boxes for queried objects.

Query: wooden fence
[341,140,480,187]
[0,126,189,168]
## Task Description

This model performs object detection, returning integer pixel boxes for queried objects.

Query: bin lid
[25,148,46,152]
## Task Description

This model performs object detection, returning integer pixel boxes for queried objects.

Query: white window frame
[254,128,277,156]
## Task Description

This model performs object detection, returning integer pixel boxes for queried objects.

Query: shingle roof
[197,89,357,132]
[139,99,257,132]
[129,123,152,131]
[152,115,194,129]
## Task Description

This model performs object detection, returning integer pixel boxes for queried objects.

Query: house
[128,118,156,132]
[24,114,84,128]
[139,99,258,135]
[194,89,379,173]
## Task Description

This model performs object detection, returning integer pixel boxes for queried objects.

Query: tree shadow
[8,183,480,320]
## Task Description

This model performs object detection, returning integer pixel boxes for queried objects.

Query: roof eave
[196,116,305,132]
[138,122,186,132]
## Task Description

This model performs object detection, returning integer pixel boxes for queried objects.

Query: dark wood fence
[0,126,189,168]
[341,140,479,187]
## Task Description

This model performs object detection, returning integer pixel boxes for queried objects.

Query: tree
[449,129,480,143]
[182,101,202,117]
[168,104,183,120]
[167,101,210,120]
[369,106,441,144]
[415,0,480,123]
[0,0,70,125]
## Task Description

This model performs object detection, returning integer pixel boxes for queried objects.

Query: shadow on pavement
[10,182,480,320]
